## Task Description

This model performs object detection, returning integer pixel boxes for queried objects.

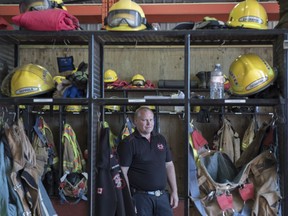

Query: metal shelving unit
[0,29,286,215]
[95,29,287,215]
[0,30,99,216]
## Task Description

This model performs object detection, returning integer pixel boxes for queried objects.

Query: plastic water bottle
[210,63,224,99]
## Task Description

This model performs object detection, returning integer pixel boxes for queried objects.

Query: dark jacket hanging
[95,124,135,216]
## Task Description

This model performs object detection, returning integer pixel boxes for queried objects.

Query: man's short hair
[134,106,153,119]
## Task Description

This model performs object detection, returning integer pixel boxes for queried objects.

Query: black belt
[132,189,165,197]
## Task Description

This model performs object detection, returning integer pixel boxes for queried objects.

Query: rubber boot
[276,0,288,28]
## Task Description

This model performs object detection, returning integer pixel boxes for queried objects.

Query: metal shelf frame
[94,29,286,215]
[0,29,286,215]
[0,2,279,24]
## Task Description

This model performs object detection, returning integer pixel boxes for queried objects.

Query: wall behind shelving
[103,45,273,84]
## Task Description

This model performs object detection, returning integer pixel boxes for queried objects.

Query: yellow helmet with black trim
[131,74,145,86]
[229,53,276,96]
[105,105,121,112]
[1,63,54,97]
[19,0,67,13]
[227,0,268,30]
[65,105,82,112]
[104,69,118,83]
[42,105,60,111]
[104,96,121,112]
[105,0,147,31]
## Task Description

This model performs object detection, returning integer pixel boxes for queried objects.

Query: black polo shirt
[117,129,172,191]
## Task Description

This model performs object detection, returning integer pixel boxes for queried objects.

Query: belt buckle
[155,190,161,197]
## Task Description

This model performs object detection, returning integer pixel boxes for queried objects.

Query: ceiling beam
[0,2,279,25]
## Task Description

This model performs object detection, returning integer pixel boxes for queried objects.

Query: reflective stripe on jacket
[62,123,85,173]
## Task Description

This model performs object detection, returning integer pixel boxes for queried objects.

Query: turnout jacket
[5,119,41,216]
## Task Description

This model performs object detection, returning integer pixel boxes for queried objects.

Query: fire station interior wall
[18,45,89,77]
[103,45,273,83]
[19,45,273,196]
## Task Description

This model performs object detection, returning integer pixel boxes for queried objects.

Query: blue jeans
[132,191,173,216]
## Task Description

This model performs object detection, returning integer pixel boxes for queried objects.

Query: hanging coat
[59,123,87,203]
[5,119,41,216]
[213,118,240,163]
[95,123,136,216]
[241,117,257,152]
[235,120,275,169]
[188,144,207,216]
[0,133,21,216]
[0,133,26,216]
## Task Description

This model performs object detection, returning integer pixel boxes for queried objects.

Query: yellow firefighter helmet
[227,0,268,29]
[1,63,54,97]
[105,0,147,31]
[229,53,276,96]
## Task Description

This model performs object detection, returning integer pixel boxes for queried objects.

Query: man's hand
[170,191,179,209]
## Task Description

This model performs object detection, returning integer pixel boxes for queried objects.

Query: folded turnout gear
[0,16,13,30]
[12,9,80,31]
[66,62,89,90]
[195,16,227,29]
[172,22,195,30]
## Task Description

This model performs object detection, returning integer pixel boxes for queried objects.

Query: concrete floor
[52,198,200,216]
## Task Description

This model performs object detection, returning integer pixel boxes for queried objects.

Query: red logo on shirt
[157,143,164,151]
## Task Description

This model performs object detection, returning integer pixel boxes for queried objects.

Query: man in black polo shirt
[117,106,179,216]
